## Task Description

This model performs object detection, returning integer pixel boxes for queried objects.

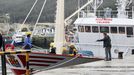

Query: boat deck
[34,55,134,75]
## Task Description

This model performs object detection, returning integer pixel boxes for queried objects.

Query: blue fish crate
[78,50,94,57]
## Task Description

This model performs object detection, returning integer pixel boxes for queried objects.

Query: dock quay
[34,55,134,75]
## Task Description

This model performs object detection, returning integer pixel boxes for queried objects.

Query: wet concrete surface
[34,55,134,75]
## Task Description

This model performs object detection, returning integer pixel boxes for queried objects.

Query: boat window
[100,26,109,33]
[78,26,84,32]
[119,27,125,34]
[111,27,117,33]
[126,27,133,37]
[73,27,77,32]
[92,26,99,33]
[85,26,91,32]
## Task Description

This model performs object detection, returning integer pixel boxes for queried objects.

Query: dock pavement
[34,55,134,75]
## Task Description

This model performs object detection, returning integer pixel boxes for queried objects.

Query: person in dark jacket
[0,33,3,49]
[50,46,56,54]
[97,33,112,61]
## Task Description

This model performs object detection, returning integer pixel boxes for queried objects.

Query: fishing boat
[5,0,103,75]
[6,51,102,75]
[67,0,134,58]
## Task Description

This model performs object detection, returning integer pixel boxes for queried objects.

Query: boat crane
[65,0,94,25]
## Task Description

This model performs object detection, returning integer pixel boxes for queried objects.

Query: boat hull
[6,52,103,75]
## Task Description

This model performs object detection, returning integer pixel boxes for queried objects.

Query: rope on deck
[32,54,80,74]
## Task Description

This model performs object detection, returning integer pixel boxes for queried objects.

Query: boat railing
[79,10,133,19]
[74,43,134,47]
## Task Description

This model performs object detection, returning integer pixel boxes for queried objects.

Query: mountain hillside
[0,0,133,23]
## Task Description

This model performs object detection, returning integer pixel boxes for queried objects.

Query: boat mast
[54,0,65,54]
[132,2,134,19]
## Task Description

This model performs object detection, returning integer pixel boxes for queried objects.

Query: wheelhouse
[74,18,134,38]
[72,18,134,58]
[77,24,134,37]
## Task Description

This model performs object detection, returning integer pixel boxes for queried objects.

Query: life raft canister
[5,44,15,51]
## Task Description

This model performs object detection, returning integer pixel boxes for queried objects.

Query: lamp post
[1,39,7,75]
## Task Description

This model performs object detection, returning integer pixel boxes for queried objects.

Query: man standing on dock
[97,33,112,61]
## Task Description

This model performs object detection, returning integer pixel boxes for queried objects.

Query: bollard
[132,49,134,54]
[118,52,123,59]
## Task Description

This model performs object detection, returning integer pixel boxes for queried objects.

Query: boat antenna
[5,13,10,35]
[132,5,134,19]
[31,0,47,38]
[90,0,103,16]
[19,0,39,33]
[126,0,132,8]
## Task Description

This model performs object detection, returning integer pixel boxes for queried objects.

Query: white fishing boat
[68,0,134,58]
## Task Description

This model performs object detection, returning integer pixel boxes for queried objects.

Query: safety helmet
[62,47,67,51]
[69,43,74,46]
[26,32,32,35]
[50,42,54,47]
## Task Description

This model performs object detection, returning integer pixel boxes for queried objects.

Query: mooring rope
[32,55,80,74]
[19,0,39,32]
[31,0,47,37]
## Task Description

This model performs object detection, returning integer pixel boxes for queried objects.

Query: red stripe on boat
[29,63,50,66]
[30,60,57,63]
[11,69,26,75]
[30,56,64,60]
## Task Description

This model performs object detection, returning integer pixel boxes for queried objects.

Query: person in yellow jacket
[49,42,56,54]
[69,44,77,56]
[62,46,68,55]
